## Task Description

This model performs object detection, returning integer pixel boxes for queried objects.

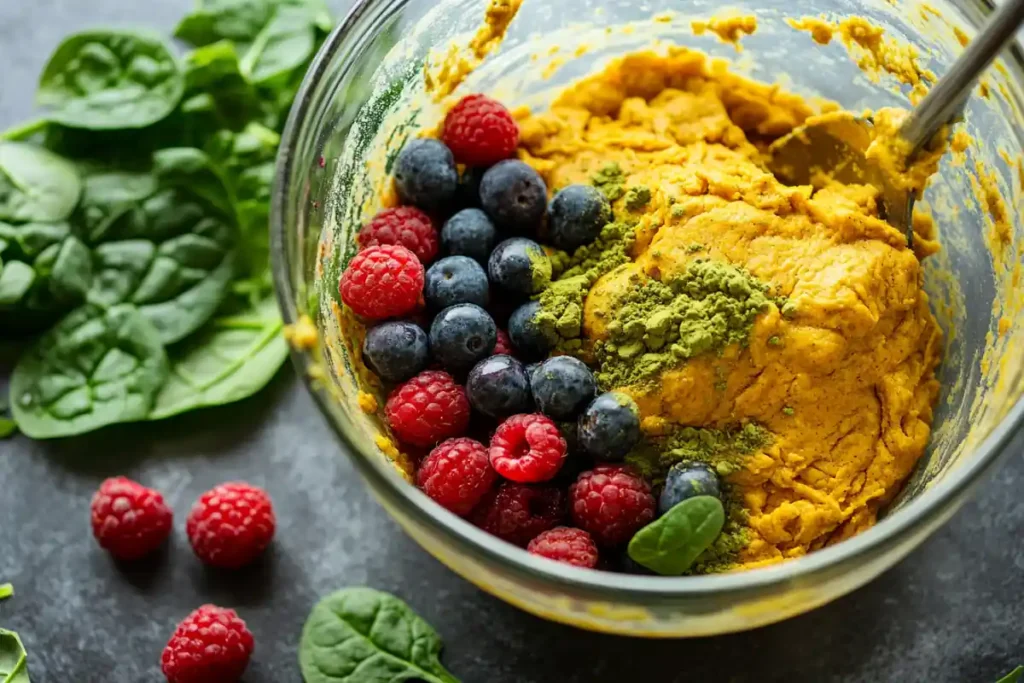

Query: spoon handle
[899,0,1024,152]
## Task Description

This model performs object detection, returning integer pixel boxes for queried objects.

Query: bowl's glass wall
[274,0,1024,635]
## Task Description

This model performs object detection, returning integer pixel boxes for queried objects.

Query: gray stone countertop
[0,1,1022,681]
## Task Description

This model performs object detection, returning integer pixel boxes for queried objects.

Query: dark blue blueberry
[466,355,533,418]
[658,462,721,515]
[578,392,641,462]
[441,208,497,264]
[456,166,485,209]
[429,303,497,374]
[488,237,551,296]
[424,256,489,311]
[393,138,458,211]
[479,159,547,232]
[508,301,552,361]
[362,321,429,383]
[530,356,596,420]
[548,184,612,251]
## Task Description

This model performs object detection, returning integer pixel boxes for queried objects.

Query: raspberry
[489,413,566,483]
[470,482,565,546]
[186,483,275,569]
[442,94,519,167]
[161,605,254,683]
[570,465,656,547]
[527,527,599,568]
[385,370,471,447]
[90,476,172,561]
[493,328,513,355]
[357,206,439,265]
[340,244,424,320]
[417,438,496,515]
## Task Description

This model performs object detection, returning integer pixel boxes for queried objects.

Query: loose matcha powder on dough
[594,259,774,389]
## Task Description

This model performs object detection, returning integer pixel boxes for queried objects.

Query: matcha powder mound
[595,259,775,389]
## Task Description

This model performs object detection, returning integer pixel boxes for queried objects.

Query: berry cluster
[340,93,726,571]
[89,478,273,681]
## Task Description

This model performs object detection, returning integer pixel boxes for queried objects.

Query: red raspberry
[493,328,513,355]
[470,482,565,546]
[442,94,520,167]
[90,476,172,561]
[386,370,471,447]
[186,483,275,569]
[357,206,439,265]
[489,413,566,483]
[570,465,655,547]
[340,244,424,320]
[417,438,497,515]
[527,527,599,568]
[161,605,254,683]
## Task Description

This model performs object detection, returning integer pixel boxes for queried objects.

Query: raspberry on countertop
[186,482,276,569]
[90,476,173,561]
[161,605,254,683]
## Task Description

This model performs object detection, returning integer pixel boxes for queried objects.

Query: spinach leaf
[997,667,1024,683]
[10,303,169,439]
[241,5,317,86]
[0,222,91,323]
[299,587,460,683]
[37,30,185,130]
[627,495,725,576]
[0,419,14,439]
[181,41,267,136]
[0,585,11,601]
[0,628,30,683]
[175,0,276,47]
[79,154,238,344]
[0,142,82,223]
[149,296,288,420]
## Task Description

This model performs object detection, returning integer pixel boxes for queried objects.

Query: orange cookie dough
[517,48,943,569]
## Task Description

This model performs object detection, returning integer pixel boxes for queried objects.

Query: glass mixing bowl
[271,0,1024,636]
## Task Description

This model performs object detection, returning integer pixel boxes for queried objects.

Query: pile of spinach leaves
[0,0,333,439]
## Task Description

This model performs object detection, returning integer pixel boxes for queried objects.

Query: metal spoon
[767,0,1024,245]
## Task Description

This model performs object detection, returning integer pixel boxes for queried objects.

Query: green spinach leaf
[0,585,11,601]
[10,303,169,439]
[0,419,14,439]
[997,667,1024,683]
[149,296,288,420]
[181,41,267,136]
[0,222,91,323]
[627,496,725,576]
[0,628,30,683]
[37,30,185,130]
[175,0,276,47]
[78,155,237,344]
[299,587,460,683]
[241,5,317,85]
[0,142,81,223]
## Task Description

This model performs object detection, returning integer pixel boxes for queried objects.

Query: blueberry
[394,138,458,211]
[488,237,551,296]
[578,392,641,462]
[429,303,497,373]
[466,355,533,418]
[548,184,612,251]
[659,462,721,515]
[441,208,497,264]
[362,321,430,383]
[508,301,552,361]
[424,256,489,311]
[530,356,596,420]
[479,159,547,232]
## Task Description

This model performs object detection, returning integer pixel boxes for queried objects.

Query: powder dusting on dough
[691,13,758,52]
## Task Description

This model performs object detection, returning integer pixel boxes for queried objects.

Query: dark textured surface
[0,1,1022,681]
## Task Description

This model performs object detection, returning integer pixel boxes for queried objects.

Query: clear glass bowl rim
[270,0,1024,601]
